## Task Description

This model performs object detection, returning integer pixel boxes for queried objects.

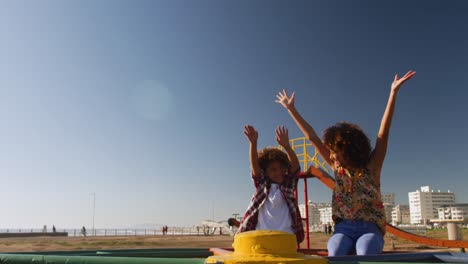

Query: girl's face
[265,161,288,184]
[329,149,347,168]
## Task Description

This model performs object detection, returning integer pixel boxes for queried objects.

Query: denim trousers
[327,219,384,256]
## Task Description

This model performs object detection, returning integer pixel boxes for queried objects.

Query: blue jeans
[327,220,384,256]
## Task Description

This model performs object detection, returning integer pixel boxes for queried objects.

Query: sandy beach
[0,231,464,253]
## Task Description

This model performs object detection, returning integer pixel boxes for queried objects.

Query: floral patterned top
[332,166,386,235]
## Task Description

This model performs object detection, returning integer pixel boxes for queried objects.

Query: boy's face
[265,161,288,184]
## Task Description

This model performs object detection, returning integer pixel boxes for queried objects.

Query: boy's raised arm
[244,125,261,177]
[276,126,300,174]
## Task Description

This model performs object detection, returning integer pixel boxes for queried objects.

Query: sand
[0,232,462,253]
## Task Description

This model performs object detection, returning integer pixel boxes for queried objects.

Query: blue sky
[0,1,467,228]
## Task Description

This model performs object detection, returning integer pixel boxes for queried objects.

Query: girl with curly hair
[276,71,416,256]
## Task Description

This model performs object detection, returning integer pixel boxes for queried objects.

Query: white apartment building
[409,186,456,224]
[299,201,332,226]
[391,204,411,225]
[437,204,468,221]
[319,207,333,225]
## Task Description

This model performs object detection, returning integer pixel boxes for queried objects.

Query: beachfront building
[319,207,333,225]
[384,203,394,223]
[299,201,331,226]
[437,204,468,221]
[409,186,456,225]
[381,193,396,223]
[391,204,411,225]
[382,193,396,206]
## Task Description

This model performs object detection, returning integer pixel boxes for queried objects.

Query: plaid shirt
[237,169,304,244]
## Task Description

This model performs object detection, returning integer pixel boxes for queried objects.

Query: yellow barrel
[205,230,327,264]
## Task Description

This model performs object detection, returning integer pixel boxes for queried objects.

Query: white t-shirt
[256,183,294,234]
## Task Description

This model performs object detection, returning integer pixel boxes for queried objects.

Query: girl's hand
[244,125,258,144]
[276,126,290,148]
[275,89,296,110]
[391,70,416,92]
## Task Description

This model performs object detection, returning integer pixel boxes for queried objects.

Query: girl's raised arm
[276,89,334,170]
[370,71,416,180]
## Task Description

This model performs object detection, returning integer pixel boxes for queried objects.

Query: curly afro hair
[258,147,290,171]
[322,122,371,169]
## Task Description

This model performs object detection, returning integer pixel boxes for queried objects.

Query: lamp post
[90,193,96,236]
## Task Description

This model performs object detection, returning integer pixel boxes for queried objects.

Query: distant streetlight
[212,200,215,221]
[232,213,240,221]
[90,193,96,236]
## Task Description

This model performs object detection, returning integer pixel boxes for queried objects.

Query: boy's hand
[275,89,296,110]
[391,70,416,93]
[276,126,290,148]
[244,125,258,144]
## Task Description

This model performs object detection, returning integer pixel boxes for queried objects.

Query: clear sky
[0,1,467,229]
